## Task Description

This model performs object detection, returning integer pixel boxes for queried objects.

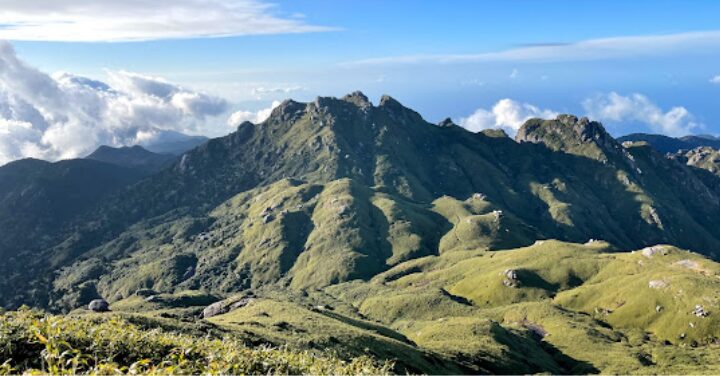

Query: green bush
[0,308,391,375]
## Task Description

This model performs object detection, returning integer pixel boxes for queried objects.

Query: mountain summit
[3,92,720,373]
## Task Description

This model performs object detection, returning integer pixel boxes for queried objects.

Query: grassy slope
[324,240,720,374]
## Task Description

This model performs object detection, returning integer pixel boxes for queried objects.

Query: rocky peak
[341,91,372,108]
[438,118,457,128]
[269,99,306,123]
[377,94,424,126]
[378,94,400,108]
[515,114,619,161]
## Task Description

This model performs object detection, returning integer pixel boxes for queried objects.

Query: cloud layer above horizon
[458,93,700,137]
[0,42,232,165]
[0,0,333,42]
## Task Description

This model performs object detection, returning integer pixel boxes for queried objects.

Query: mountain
[86,145,176,173]
[141,130,209,155]
[618,132,720,154]
[6,93,720,306]
[5,92,720,373]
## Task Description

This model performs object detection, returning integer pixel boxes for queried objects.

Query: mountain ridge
[2,92,720,311]
[5,92,720,373]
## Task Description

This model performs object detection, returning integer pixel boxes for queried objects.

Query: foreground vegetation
[0,308,390,375]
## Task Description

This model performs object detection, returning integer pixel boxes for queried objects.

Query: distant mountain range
[617,133,720,154]
[3,92,720,373]
[141,130,209,155]
[86,145,176,173]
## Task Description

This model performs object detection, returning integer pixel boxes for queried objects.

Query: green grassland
[9,239,719,374]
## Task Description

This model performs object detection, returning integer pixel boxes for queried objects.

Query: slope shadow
[515,269,560,292]
[489,322,599,374]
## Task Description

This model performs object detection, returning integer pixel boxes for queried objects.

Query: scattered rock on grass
[692,304,709,318]
[648,280,668,289]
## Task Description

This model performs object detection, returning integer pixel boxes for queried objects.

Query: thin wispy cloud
[0,0,335,42]
[711,75,720,84]
[347,30,720,65]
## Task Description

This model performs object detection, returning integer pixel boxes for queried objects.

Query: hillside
[0,158,149,308]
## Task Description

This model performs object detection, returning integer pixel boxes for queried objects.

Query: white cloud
[227,100,281,126]
[458,99,558,136]
[509,68,519,79]
[0,41,231,165]
[0,0,333,42]
[348,30,720,65]
[711,75,720,84]
[583,92,700,136]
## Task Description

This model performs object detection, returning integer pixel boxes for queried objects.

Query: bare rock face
[641,245,670,258]
[202,301,227,318]
[88,299,110,312]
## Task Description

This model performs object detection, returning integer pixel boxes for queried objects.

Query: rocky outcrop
[502,269,520,288]
[201,297,255,319]
[515,114,621,162]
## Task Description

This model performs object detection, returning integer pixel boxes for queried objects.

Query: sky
[1,0,720,164]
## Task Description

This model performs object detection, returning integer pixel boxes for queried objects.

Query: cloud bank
[0,41,229,165]
[0,0,333,42]
[583,92,700,136]
[458,99,558,136]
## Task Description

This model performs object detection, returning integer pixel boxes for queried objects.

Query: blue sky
[1,0,720,164]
